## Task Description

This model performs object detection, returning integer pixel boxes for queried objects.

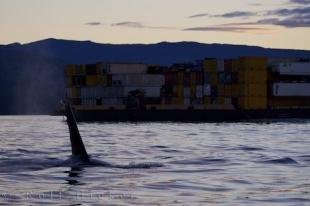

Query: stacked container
[236,57,268,110]
[268,61,310,108]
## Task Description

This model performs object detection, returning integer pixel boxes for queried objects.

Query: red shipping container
[224,60,233,72]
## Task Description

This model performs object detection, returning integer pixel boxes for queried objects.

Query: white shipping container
[66,88,72,98]
[203,85,211,96]
[225,98,232,105]
[112,74,165,86]
[81,87,124,98]
[217,59,225,72]
[273,62,310,75]
[107,63,147,74]
[102,98,124,105]
[184,98,191,105]
[123,87,161,97]
[81,98,96,106]
[143,75,165,86]
[273,83,310,96]
[184,87,191,98]
[112,75,125,86]
[196,85,203,98]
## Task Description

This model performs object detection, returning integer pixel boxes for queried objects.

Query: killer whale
[63,102,162,168]
[64,102,89,162]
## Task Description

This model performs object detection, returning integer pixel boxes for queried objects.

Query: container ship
[64,57,310,122]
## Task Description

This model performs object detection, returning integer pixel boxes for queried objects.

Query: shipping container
[86,75,100,86]
[190,85,196,98]
[224,85,232,97]
[205,73,218,85]
[190,72,196,86]
[196,72,204,85]
[85,64,101,75]
[238,70,267,83]
[238,57,267,71]
[273,83,310,96]
[238,83,267,97]
[81,87,124,98]
[111,74,165,86]
[66,65,76,76]
[184,98,191,105]
[123,87,161,98]
[217,59,225,72]
[172,97,184,105]
[192,98,203,105]
[196,85,203,98]
[75,65,86,75]
[203,84,211,96]
[107,63,147,74]
[272,62,310,75]
[203,58,217,73]
[238,97,267,110]
[224,60,233,72]
[165,72,177,85]
[217,85,225,96]
[177,71,184,85]
[184,87,191,98]
[66,88,81,98]
[173,85,184,97]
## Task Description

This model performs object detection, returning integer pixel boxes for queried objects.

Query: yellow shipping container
[190,72,196,86]
[66,65,76,76]
[66,77,73,87]
[98,75,107,86]
[231,84,239,97]
[177,71,184,85]
[203,96,211,105]
[217,97,226,105]
[75,65,86,75]
[238,70,267,83]
[173,85,184,97]
[69,87,81,98]
[238,83,267,97]
[172,98,184,105]
[203,59,217,73]
[86,75,100,86]
[224,85,232,97]
[210,73,218,85]
[231,59,240,72]
[190,85,196,98]
[238,97,267,110]
[217,85,225,96]
[238,57,267,71]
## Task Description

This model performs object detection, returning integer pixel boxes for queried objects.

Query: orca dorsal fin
[64,102,89,161]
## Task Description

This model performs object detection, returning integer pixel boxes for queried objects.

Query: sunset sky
[0,0,309,49]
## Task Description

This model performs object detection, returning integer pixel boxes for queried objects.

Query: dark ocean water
[0,116,309,205]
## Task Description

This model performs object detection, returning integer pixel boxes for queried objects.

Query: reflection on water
[0,116,310,205]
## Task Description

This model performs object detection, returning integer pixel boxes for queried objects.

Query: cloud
[111,21,144,28]
[214,11,257,18]
[188,11,257,19]
[188,13,209,18]
[267,7,310,16]
[219,14,310,28]
[111,21,176,30]
[183,26,269,33]
[85,22,102,26]
[259,16,310,27]
[249,3,262,6]
[289,0,310,5]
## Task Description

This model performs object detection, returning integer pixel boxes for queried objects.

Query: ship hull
[72,109,310,122]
